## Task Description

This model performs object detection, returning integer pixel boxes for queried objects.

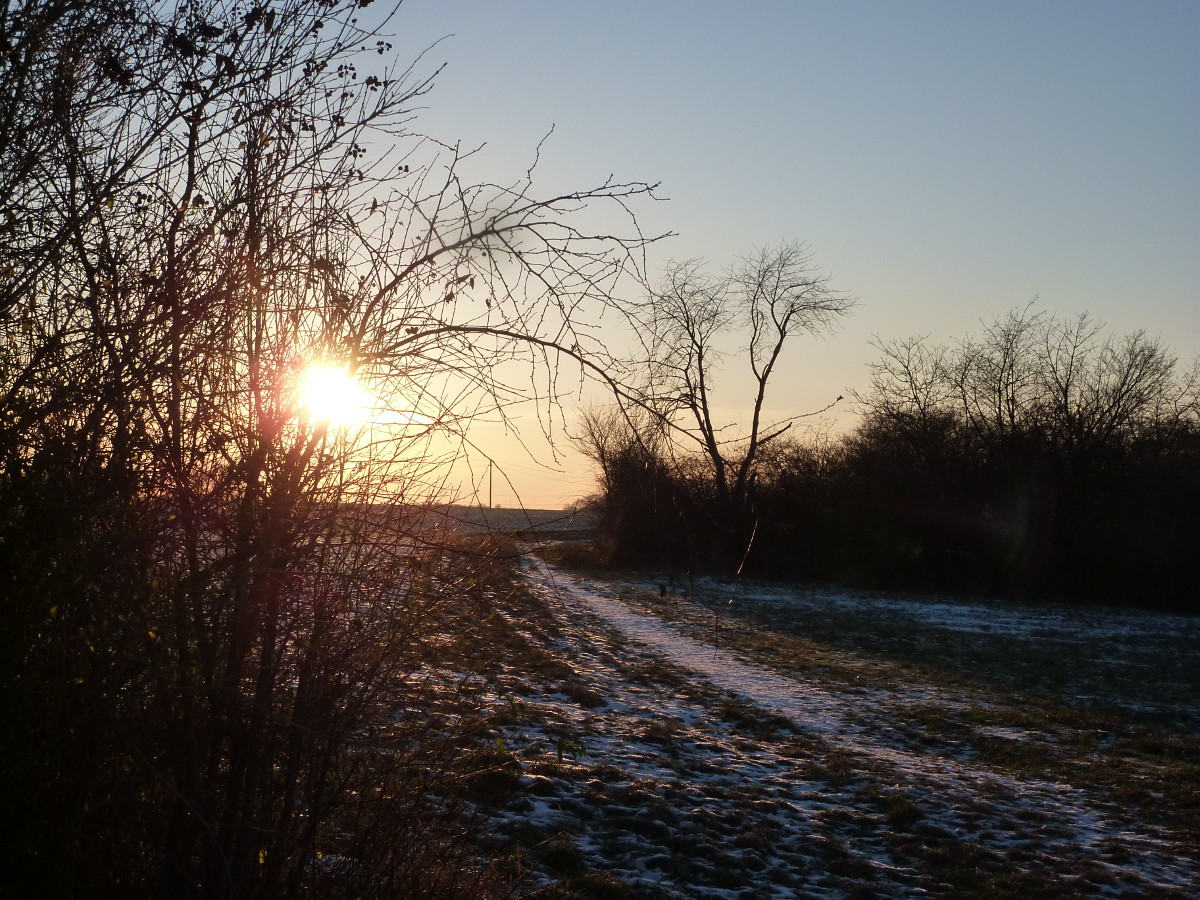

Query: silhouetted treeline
[592,309,1200,611]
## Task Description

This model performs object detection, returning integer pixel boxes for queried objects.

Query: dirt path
[478,558,1197,898]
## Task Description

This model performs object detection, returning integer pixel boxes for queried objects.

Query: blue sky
[386,0,1199,507]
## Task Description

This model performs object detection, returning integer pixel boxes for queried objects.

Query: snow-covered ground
[643,569,1200,732]
[471,555,1199,898]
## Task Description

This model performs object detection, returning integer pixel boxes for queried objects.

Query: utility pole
[488,460,493,509]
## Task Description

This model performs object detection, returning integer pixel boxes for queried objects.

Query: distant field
[437,505,597,537]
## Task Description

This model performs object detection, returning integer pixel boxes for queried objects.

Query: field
[420,518,1200,898]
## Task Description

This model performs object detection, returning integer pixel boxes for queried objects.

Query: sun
[298,363,373,427]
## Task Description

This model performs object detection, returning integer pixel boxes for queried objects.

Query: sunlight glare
[298,363,373,427]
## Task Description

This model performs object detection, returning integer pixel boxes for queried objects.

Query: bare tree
[575,403,662,497]
[642,242,854,517]
[859,306,1194,463]
[0,1,660,896]
[1036,313,1188,459]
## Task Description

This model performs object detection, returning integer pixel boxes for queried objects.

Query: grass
[442,540,1200,896]
[536,540,610,574]
[541,543,1200,848]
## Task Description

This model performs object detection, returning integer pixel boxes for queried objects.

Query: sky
[380,0,1199,509]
